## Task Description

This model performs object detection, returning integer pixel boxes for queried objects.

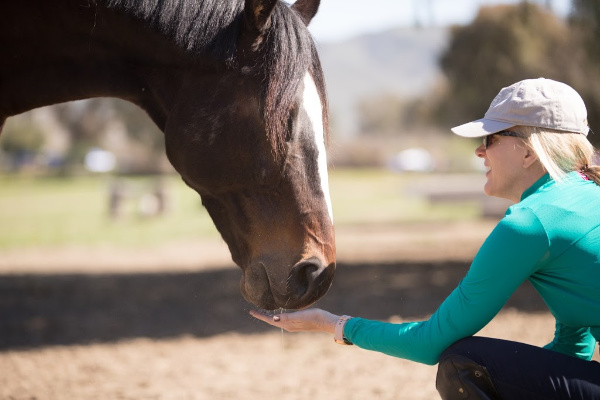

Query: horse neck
[0,1,207,131]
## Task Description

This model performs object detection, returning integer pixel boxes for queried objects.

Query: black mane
[103,0,243,63]
[102,0,329,156]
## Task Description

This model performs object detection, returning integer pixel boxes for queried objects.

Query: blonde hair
[511,126,600,185]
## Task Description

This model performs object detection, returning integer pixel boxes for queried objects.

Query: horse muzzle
[241,257,336,310]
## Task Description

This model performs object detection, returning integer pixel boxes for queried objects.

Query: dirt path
[1,220,598,400]
[0,311,565,400]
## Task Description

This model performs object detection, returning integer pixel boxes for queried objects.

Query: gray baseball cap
[451,78,589,138]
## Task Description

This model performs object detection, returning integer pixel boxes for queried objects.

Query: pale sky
[307,0,573,43]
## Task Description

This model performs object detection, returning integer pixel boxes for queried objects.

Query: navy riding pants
[436,336,600,400]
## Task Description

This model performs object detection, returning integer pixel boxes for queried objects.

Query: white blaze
[302,73,333,222]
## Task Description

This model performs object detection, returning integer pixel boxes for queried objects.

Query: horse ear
[291,0,320,26]
[244,0,279,32]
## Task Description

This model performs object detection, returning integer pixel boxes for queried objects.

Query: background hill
[318,27,449,137]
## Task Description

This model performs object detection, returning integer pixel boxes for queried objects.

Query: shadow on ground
[0,261,546,349]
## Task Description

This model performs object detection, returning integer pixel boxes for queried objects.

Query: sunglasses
[482,130,525,149]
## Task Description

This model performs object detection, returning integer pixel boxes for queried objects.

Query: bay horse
[0,0,336,311]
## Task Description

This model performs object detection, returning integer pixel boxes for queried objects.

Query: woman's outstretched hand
[250,308,339,334]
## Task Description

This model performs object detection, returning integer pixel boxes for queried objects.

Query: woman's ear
[522,147,539,169]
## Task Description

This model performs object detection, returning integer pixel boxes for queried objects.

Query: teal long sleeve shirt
[344,172,600,365]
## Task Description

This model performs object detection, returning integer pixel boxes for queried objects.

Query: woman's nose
[475,143,486,158]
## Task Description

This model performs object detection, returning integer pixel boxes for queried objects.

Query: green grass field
[0,169,480,250]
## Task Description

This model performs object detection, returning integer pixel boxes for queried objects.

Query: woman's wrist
[320,311,340,334]
[333,315,353,345]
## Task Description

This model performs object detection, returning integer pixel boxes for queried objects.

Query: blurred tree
[434,2,600,145]
[568,0,600,143]
[52,99,112,170]
[110,99,165,156]
[0,115,45,171]
[53,98,165,173]
[0,98,166,175]
[1,120,44,154]
[571,0,600,62]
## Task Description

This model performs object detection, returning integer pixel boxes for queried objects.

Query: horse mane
[101,0,329,158]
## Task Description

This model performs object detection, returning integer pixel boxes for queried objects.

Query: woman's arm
[250,207,550,366]
[344,207,550,365]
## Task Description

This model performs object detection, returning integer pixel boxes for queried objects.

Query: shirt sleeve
[344,207,550,365]
[543,320,597,361]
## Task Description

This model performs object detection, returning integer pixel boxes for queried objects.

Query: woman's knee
[436,340,502,400]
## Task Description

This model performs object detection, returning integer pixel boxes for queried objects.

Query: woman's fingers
[249,309,338,334]
[249,309,307,331]
[249,310,280,327]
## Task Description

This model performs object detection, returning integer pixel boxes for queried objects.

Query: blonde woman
[252,78,600,399]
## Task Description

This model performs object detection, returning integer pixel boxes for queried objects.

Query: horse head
[0,0,335,311]
[163,0,335,310]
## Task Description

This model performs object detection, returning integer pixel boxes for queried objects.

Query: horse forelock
[102,0,328,158]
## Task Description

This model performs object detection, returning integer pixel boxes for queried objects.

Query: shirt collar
[520,171,585,201]
[520,173,551,201]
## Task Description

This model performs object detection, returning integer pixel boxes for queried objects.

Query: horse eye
[287,116,294,137]
[286,108,297,142]
[255,166,272,186]
[259,168,268,183]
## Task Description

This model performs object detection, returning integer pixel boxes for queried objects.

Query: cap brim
[451,118,515,138]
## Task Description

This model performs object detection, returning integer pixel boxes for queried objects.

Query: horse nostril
[288,258,335,308]
[291,261,319,291]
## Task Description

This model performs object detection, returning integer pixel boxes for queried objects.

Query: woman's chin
[483,182,496,198]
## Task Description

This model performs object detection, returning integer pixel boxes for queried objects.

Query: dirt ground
[1,220,598,400]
